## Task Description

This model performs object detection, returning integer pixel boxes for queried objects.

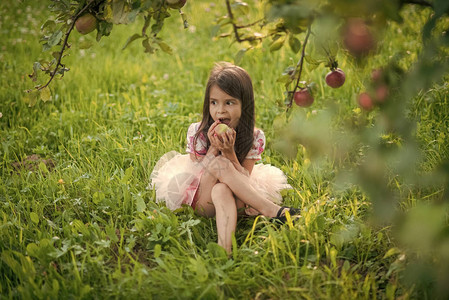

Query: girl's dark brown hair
[193,62,255,163]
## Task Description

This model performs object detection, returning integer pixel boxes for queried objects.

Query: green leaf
[106,225,119,243]
[122,33,142,50]
[234,48,247,64]
[93,192,105,204]
[231,1,249,16]
[121,166,134,184]
[288,35,301,53]
[276,74,293,84]
[304,55,324,71]
[383,247,401,259]
[216,16,231,26]
[157,41,173,54]
[135,194,146,213]
[111,1,132,24]
[47,30,63,48]
[96,21,113,42]
[72,220,90,237]
[26,243,39,257]
[30,212,39,224]
[28,62,41,82]
[142,38,154,53]
[40,87,51,102]
[41,19,56,31]
[154,244,161,258]
[269,37,285,52]
[24,90,40,107]
[210,25,221,38]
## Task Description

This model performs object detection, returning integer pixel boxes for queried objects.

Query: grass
[1,1,448,299]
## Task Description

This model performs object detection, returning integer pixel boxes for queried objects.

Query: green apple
[215,123,230,134]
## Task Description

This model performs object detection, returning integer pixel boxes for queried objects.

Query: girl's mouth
[219,118,231,125]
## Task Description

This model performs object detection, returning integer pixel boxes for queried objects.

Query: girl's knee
[211,183,233,203]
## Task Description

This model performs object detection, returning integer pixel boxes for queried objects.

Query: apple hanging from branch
[166,0,187,9]
[358,92,374,111]
[325,68,346,88]
[75,13,98,35]
[294,88,314,107]
[342,18,377,57]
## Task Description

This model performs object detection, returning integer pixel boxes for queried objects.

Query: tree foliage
[27,0,188,104]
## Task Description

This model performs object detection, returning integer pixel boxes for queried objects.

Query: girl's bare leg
[194,155,221,217]
[235,198,247,215]
[206,157,282,218]
[211,183,237,253]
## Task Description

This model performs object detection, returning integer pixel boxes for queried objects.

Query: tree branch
[37,0,95,91]
[225,0,243,43]
[225,0,265,43]
[235,18,264,29]
[287,24,312,109]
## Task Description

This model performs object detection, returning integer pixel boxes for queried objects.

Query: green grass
[1,1,448,299]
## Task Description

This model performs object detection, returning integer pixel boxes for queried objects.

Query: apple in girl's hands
[214,123,232,142]
[215,124,231,134]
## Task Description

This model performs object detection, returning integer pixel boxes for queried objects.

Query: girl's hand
[207,121,221,154]
[217,127,236,154]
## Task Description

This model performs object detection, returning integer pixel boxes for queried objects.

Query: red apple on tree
[375,84,389,103]
[342,18,377,57]
[358,92,374,111]
[75,13,97,35]
[325,68,346,88]
[294,88,314,107]
[371,68,383,83]
[166,0,187,9]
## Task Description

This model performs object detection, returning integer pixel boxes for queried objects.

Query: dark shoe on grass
[271,206,301,224]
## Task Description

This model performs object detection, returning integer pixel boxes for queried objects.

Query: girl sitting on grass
[150,62,300,253]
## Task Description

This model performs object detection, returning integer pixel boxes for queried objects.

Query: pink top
[185,122,266,160]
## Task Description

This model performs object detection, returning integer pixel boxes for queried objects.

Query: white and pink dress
[150,122,291,211]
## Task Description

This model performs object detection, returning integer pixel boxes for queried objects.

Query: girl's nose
[217,104,226,113]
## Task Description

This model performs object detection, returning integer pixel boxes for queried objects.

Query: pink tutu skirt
[149,151,292,211]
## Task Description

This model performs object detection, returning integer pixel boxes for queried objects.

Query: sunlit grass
[0,0,447,299]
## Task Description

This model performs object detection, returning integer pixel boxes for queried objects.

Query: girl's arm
[221,150,256,177]
[189,121,221,163]
[216,127,255,176]
[189,145,219,163]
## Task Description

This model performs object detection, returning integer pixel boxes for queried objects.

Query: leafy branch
[27,0,188,105]
[286,24,312,109]
[29,0,96,93]
[225,0,265,43]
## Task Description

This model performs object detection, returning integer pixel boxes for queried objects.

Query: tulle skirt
[149,151,292,211]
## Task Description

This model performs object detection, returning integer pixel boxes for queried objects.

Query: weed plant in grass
[1,1,448,299]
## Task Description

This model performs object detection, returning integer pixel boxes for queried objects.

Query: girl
[150,62,299,253]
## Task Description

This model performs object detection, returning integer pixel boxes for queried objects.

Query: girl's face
[209,84,242,129]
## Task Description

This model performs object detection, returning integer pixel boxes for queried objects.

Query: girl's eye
[226,101,234,105]
[210,100,216,105]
